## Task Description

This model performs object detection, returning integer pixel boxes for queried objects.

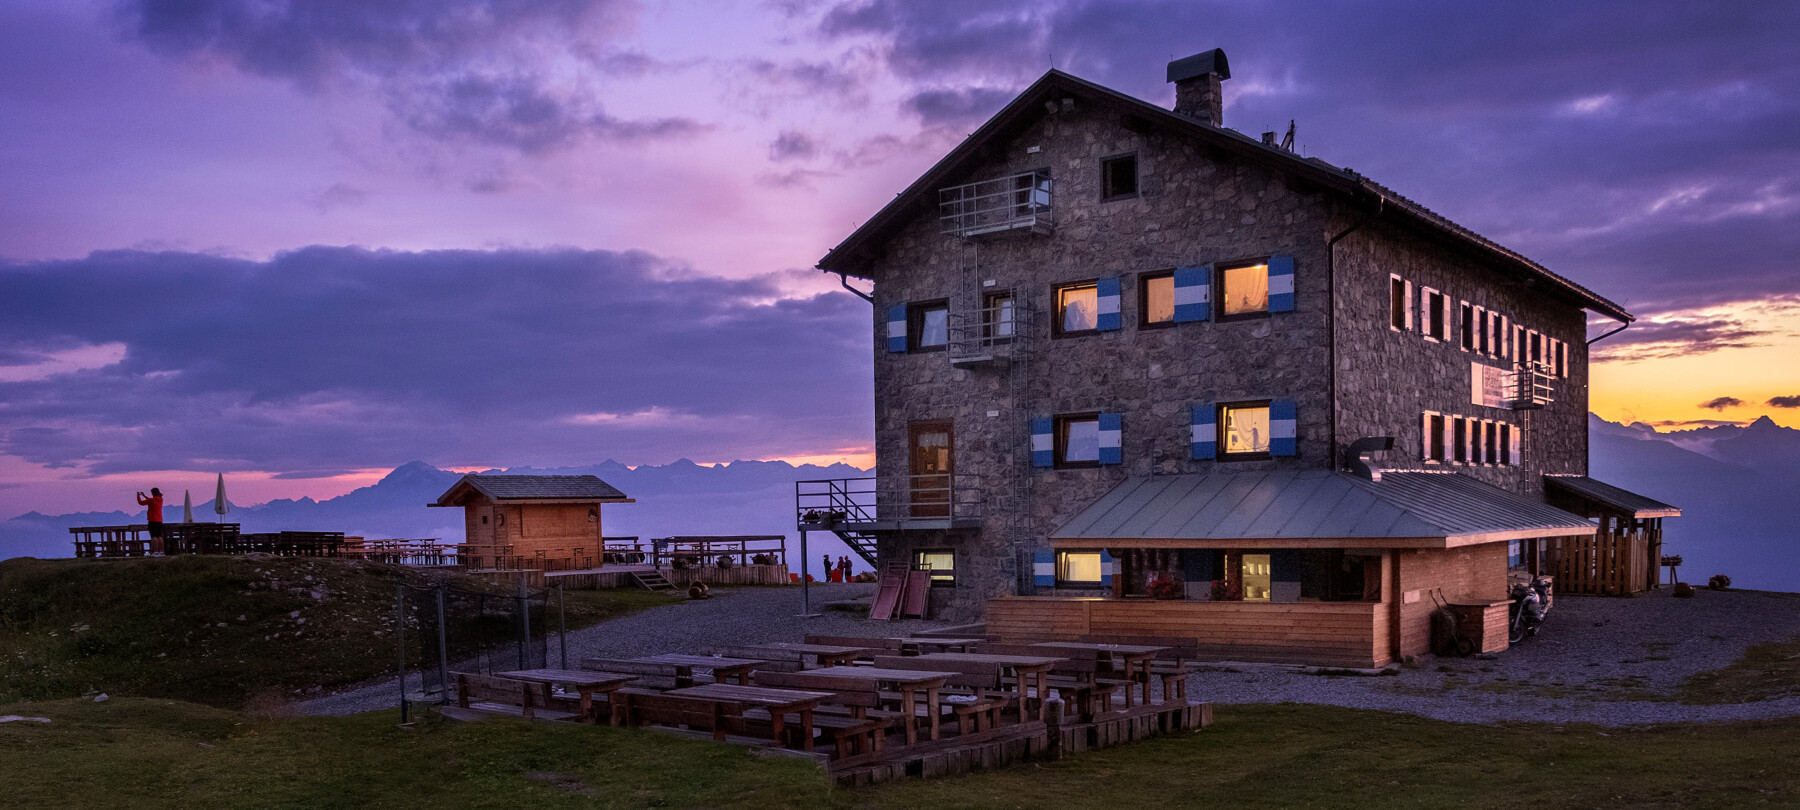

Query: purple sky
[3,1,1799,516]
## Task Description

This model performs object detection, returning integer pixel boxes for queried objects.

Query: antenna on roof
[1280,120,1295,151]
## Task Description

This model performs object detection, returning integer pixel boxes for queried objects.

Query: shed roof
[431,474,632,507]
[1544,475,1681,518]
[818,69,1631,323]
[1049,470,1594,548]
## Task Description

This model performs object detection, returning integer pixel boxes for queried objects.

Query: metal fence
[392,580,570,722]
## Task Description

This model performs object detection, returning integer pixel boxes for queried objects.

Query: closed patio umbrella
[214,474,230,523]
[183,490,194,523]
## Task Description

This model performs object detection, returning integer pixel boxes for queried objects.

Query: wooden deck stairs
[631,570,676,592]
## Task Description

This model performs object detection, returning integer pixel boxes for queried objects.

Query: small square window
[982,292,1015,343]
[1102,154,1137,200]
[1056,412,1101,467]
[907,300,948,351]
[1053,281,1099,336]
[1219,401,1271,459]
[913,549,956,588]
[1218,262,1269,318]
[1056,551,1103,586]
[1139,271,1175,328]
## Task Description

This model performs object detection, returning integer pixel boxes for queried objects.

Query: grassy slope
[2,700,1797,809]
[0,556,669,708]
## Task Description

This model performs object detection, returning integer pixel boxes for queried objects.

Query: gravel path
[304,584,1800,725]
[301,583,945,716]
[1187,588,1800,725]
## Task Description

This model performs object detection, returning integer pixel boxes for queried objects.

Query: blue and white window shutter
[1030,417,1054,468]
[1190,404,1217,459]
[1098,413,1123,465]
[1270,399,1298,456]
[1267,255,1295,312]
[886,305,907,352]
[1100,550,1115,588]
[1173,266,1211,322]
[1032,549,1055,587]
[1096,277,1122,331]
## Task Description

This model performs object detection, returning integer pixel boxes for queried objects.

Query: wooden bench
[1079,634,1205,701]
[866,655,1009,733]
[976,643,1130,714]
[451,672,579,722]
[703,646,806,671]
[802,635,904,662]
[750,671,889,757]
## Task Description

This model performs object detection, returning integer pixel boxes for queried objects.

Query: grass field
[0,556,670,709]
[3,698,1797,809]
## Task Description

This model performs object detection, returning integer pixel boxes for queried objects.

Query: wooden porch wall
[986,597,1385,668]
[1550,517,1649,595]
[1395,544,1508,659]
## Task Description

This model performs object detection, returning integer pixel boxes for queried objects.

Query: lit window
[908,301,948,351]
[1140,271,1175,327]
[1220,402,1271,458]
[1241,553,1272,601]
[1056,551,1103,586]
[1219,262,1269,317]
[1101,154,1137,200]
[1054,282,1098,335]
[913,549,955,587]
[1057,413,1100,467]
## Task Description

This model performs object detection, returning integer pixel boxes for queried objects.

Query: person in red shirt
[136,487,165,555]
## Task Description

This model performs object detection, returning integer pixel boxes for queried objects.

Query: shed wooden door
[909,421,953,518]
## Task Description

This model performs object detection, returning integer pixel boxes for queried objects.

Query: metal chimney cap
[1167,49,1231,83]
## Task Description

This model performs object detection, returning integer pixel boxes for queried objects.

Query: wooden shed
[1542,475,1680,595]
[430,474,633,571]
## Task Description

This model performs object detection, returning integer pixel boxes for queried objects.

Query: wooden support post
[1044,697,1064,761]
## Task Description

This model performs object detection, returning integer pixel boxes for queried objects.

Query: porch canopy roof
[430,474,634,507]
[1544,475,1681,518]
[1050,470,1595,550]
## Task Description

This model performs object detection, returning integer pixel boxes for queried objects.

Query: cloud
[1700,396,1744,411]
[769,130,818,161]
[902,86,1014,129]
[110,0,697,153]
[1591,312,1771,362]
[1770,395,1800,408]
[0,247,873,476]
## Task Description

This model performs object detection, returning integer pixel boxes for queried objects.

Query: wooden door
[909,421,953,518]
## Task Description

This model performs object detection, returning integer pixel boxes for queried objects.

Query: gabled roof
[431,474,631,507]
[1545,475,1681,518]
[1049,469,1594,548]
[820,69,1631,323]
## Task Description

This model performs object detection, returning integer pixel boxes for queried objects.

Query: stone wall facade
[856,94,1595,620]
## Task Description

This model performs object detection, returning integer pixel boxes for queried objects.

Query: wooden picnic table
[1029,641,1169,685]
[734,642,872,668]
[629,654,765,687]
[774,665,955,745]
[662,683,835,751]
[908,652,1066,721]
[901,637,985,653]
[497,668,637,722]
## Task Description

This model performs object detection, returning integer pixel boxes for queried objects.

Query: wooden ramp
[868,561,909,620]
[899,570,930,618]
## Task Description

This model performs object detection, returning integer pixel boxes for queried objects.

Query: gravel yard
[304,583,1800,725]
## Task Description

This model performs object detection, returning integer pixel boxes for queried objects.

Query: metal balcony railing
[940,170,1053,237]
[946,295,1031,363]
[796,475,984,526]
[1512,362,1555,410]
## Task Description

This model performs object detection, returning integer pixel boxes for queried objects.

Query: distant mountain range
[0,458,874,571]
[4,417,1796,591]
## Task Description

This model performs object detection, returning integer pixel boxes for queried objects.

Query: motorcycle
[1508,576,1552,644]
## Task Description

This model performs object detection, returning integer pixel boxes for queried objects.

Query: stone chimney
[1167,48,1231,127]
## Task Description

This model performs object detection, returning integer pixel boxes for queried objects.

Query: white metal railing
[940,170,1053,236]
[1511,362,1555,409]
[946,295,1030,361]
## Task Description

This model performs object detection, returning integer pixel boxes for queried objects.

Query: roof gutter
[825,268,874,304]
[1586,318,1629,346]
